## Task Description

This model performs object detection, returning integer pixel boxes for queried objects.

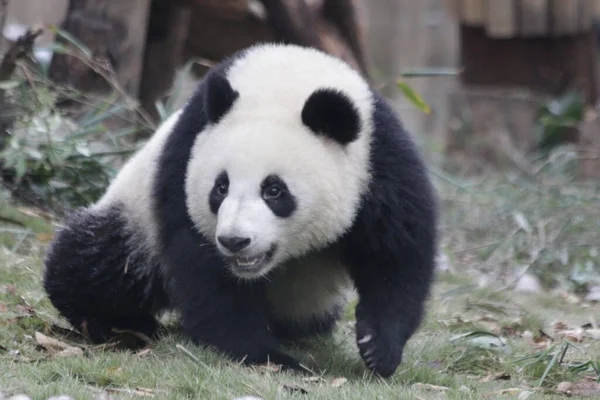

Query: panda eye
[263,185,282,200]
[216,183,228,196]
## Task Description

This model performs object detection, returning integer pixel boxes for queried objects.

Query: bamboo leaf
[396,79,431,114]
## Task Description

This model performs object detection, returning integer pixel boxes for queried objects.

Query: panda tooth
[235,254,265,267]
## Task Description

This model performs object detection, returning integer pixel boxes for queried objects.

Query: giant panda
[43,43,438,378]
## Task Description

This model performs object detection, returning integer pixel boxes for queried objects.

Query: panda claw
[357,334,372,344]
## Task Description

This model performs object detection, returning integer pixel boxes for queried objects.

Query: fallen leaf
[556,380,600,396]
[553,321,570,331]
[480,372,511,382]
[531,337,552,350]
[450,331,510,352]
[465,300,511,316]
[35,332,73,352]
[36,233,54,242]
[564,328,585,342]
[105,387,162,397]
[55,347,84,357]
[0,303,7,313]
[108,329,152,350]
[256,363,281,373]
[136,348,152,357]
[583,329,600,340]
[560,292,581,305]
[482,388,522,397]
[106,366,123,374]
[412,383,449,392]
[282,383,308,394]
[301,376,321,383]
[330,377,347,388]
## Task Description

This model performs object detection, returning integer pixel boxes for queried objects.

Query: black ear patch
[301,88,361,145]
[204,73,239,124]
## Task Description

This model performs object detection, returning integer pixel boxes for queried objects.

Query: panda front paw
[355,307,407,378]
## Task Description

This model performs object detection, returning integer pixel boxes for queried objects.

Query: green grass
[2,243,600,399]
[2,151,600,398]
[2,156,600,399]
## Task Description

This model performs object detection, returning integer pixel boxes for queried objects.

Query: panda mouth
[230,246,276,274]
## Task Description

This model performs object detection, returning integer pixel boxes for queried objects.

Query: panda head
[185,44,373,279]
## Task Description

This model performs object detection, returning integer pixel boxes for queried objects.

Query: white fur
[266,247,353,321]
[93,110,183,253]
[185,44,374,276]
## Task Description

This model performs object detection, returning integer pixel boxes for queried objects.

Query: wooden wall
[365,0,460,152]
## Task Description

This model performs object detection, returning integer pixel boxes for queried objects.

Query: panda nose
[217,236,251,253]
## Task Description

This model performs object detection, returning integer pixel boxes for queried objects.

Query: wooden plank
[443,0,461,18]
[461,0,484,25]
[595,0,600,19]
[578,0,593,31]
[104,0,152,97]
[485,0,517,38]
[520,0,549,36]
[551,0,580,35]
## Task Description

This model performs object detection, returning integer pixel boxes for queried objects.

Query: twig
[0,29,43,81]
[175,344,211,370]
[55,46,157,130]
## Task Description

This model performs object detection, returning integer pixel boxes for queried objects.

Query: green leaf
[0,80,22,90]
[396,79,431,114]
[451,331,511,353]
[15,156,27,183]
[49,26,93,59]
[155,100,168,123]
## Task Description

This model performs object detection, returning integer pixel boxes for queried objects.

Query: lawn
[2,164,600,400]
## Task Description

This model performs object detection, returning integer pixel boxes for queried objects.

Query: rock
[514,273,543,293]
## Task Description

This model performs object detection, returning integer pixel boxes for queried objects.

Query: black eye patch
[261,174,296,218]
[209,171,229,214]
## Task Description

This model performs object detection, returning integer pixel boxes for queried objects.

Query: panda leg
[340,112,437,377]
[342,201,436,378]
[43,207,169,344]
[163,230,306,373]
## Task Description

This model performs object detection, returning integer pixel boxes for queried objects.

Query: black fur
[42,46,437,378]
[209,170,229,214]
[43,206,169,343]
[204,72,239,124]
[301,88,361,145]
[260,174,297,218]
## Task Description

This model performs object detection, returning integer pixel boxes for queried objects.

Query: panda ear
[301,88,361,145]
[204,72,239,124]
